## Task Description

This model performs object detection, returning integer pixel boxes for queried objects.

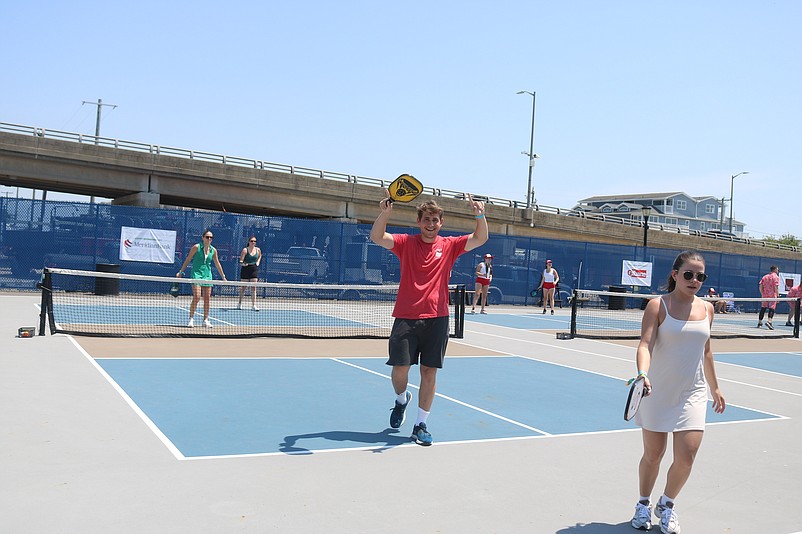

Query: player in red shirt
[370,193,487,445]
[758,266,780,329]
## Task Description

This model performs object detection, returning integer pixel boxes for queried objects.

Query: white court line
[74,346,788,460]
[181,414,790,460]
[69,334,789,460]
[463,324,632,363]
[332,357,551,436]
[463,325,802,397]
[67,336,187,461]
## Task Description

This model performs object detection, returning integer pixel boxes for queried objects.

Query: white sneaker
[237,303,243,310]
[203,318,213,328]
[252,305,260,311]
[187,318,194,328]
[631,500,652,530]
[656,502,680,534]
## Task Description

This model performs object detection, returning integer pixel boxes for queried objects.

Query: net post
[795,298,800,339]
[38,269,54,336]
[569,289,578,339]
[452,284,465,338]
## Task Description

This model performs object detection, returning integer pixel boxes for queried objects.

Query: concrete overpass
[1,122,798,259]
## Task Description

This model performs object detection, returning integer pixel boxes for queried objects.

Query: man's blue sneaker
[390,391,412,429]
[411,422,433,446]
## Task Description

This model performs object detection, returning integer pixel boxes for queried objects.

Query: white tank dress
[634,297,710,432]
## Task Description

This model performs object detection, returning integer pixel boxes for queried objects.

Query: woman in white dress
[537,259,559,315]
[630,251,726,534]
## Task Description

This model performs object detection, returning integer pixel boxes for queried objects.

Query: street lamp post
[641,206,652,249]
[728,171,749,235]
[516,90,538,208]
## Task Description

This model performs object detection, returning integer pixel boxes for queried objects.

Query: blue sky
[2,1,800,239]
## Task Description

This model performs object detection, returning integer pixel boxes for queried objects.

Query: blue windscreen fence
[1,197,798,305]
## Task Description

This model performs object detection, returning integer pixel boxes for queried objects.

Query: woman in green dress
[176,229,228,328]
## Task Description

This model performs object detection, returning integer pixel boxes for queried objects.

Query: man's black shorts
[387,316,449,369]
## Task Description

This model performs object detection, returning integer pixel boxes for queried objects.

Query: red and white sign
[621,260,653,287]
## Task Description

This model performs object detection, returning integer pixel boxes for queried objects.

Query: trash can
[608,285,627,310]
[95,263,121,296]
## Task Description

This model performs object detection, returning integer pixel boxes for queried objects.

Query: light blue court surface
[716,351,802,377]
[53,305,373,328]
[466,313,571,329]
[96,356,779,458]
[466,312,643,332]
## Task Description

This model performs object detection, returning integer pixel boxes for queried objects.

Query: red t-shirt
[390,233,470,319]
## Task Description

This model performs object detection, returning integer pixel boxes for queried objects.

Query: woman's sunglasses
[679,270,707,282]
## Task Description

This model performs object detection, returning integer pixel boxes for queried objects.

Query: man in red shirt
[370,193,488,445]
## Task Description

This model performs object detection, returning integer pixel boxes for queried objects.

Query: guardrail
[1,121,798,252]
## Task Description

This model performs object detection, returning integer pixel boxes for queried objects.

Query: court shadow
[280,428,410,454]
[554,522,631,533]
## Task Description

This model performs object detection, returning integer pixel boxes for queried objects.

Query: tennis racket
[387,174,423,204]
[624,375,649,421]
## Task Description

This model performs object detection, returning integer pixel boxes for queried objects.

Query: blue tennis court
[53,304,378,328]
[9,292,802,534]
[717,351,802,377]
[96,355,779,459]
[466,312,571,329]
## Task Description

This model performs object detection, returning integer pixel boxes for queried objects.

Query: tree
[763,234,800,247]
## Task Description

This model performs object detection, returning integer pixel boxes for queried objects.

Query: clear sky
[2,1,800,239]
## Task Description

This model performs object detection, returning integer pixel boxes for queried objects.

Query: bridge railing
[1,121,797,252]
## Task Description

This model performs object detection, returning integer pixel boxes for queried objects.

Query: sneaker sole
[411,431,433,446]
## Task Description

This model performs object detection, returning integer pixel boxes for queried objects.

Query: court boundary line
[462,326,802,399]
[68,336,187,460]
[715,354,802,381]
[75,343,789,461]
[175,415,790,461]
[456,333,793,418]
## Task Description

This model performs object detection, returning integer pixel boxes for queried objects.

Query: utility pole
[82,98,117,143]
[82,99,117,203]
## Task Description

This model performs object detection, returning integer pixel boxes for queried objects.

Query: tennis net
[568,289,800,340]
[39,268,466,339]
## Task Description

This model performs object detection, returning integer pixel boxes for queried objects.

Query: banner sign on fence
[780,272,801,295]
[119,227,177,264]
[621,260,653,287]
